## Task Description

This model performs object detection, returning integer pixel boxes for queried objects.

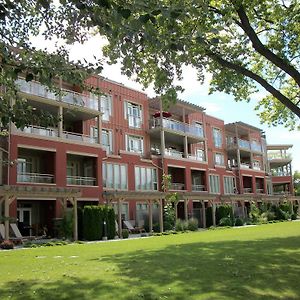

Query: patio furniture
[123,220,144,234]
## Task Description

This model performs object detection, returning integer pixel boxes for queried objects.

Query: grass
[1,222,300,300]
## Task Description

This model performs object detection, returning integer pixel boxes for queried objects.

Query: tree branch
[235,4,300,88]
[207,51,300,118]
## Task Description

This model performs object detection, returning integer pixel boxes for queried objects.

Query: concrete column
[212,201,216,226]
[97,115,102,144]
[201,201,206,229]
[117,199,122,238]
[73,197,78,241]
[159,198,164,233]
[184,136,188,158]
[4,195,9,239]
[148,200,153,233]
[58,106,63,137]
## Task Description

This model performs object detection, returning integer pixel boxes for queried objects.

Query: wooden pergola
[103,190,165,236]
[0,185,81,240]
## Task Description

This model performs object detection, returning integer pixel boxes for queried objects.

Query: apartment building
[0,75,298,239]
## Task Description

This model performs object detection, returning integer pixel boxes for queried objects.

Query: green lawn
[1,222,300,300]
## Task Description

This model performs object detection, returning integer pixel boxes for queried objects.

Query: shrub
[206,206,213,227]
[187,218,198,231]
[261,211,275,221]
[216,205,233,224]
[0,240,14,250]
[175,219,188,231]
[249,203,261,223]
[163,202,175,230]
[122,229,129,239]
[234,218,244,226]
[219,217,233,227]
[152,223,160,233]
[291,213,298,220]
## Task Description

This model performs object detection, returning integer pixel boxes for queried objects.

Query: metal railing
[22,125,57,137]
[188,154,206,162]
[16,78,99,111]
[150,118,204,138]
[256,188,264,194]
[268,152,292,160]
[63,131,97,143]
[165,149,184,158]
[243,187,252,193]
[17,172,54,184]
[170,183,185,190]
[67,176,97,186]
[192,184,206,191]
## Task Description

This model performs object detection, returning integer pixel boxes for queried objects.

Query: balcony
[256,188,264,194]
[238,139,251,150]
[17,172,54,184]
[16,78,99,111]
[251,141,262,152]
[149,118,204,139]
[67,176,96,186]
[243,187,253,193]
[170,183,185,190]
[240,163,251,169]
[17,125,98,144]
[188,154,206,162]
[268,152,292,160]
[192,184,206,191]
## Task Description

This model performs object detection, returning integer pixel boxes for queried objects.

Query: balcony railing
[238,139,251,150]
[23,125,57,137]
[240,163,251,169]
[243,187,253,193]
[63,131,97,143]
[251,141,262,152]
[192,184,206,191]
[17,172,54,184]
[170,183,185,190]
[165,149,184,158]
[150,118,204,138]
[67,176,97,186]
[16,78,99,111]
[271,170,292,176]
[268,152,292,160]
[188,154,206,162]
[256,188,264,194]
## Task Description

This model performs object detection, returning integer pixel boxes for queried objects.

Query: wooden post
[184,199,188,221]
[231,199,235,218]
[117,199,122,238]
[212,201,216,226]
[4,195,10,240]
[148,200,153,233]
[175,201,178,220]
[202,201,206,229]
[241,201,246,219]
[58,106,63,137]
[159,198,164,233]
[73,197,78,241]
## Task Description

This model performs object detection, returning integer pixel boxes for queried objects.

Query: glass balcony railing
[23,125,57,137]
[63,131,97,143]
[165,149,184,158]
[170,183,185,190]
[67,176,97,186]
[150,118,204,138]
[238,139,251,150]
[268,152,292,160]
[251,141,262,152]
[192,184,206,191]
[17,172,54,184]
[16,78,99,111]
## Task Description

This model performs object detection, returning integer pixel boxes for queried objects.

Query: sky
[32,35,300,172]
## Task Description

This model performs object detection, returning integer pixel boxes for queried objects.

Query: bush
[249,203,261,223]
[175,219,188,231]
[187,218,198,231]
[163,202,175,230]
[234,218,244,226]
[216,205,233,224]
[152,223,160,233]
[206,206,213,227]
[291,213,298,220]
[261,211,276,221]
[219,217,233,227]
[0,240,14,250]
[122,229,129,239]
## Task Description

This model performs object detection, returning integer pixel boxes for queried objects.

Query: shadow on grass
[1,236,300,299]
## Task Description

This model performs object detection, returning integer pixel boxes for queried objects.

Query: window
[126,135,144,154]
[103,163,127,190]
[90,127,113,153]
[214,152,224,166]
[100,95,112,121]
[124,101,142,128]
[135,166,158,190]
[209,174,220,194]
[196,149,205,161]
[213,128,222,148]
[224,176,235,194]
[112,203,129,220]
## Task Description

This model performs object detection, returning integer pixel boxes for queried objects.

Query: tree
[293,170,300,196]
[94,0,300,129]
[0,0,102,129]
[1,1,300,129]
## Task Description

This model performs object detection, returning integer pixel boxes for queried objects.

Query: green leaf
[119,8,131,19]
[139,14,150,24]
